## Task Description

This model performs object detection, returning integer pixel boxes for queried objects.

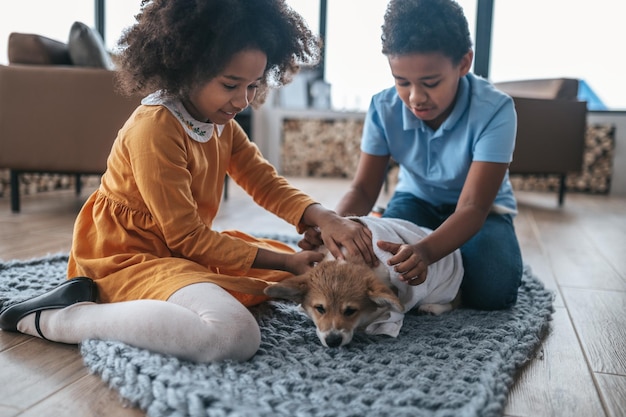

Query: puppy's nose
[325,333,343,348]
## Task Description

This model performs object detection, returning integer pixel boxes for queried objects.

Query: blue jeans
[382,192,523,310]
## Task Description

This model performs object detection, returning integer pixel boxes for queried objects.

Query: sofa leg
[75,174,82,195]
[558,174,566,207]
[10,170,20,213]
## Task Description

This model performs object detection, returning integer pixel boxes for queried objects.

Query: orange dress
[67,95,316,307]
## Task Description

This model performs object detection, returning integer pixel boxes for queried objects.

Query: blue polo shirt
[362,72,518,213]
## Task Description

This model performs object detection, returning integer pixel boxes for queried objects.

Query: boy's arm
[335,152,390,216]
[421,161,509,261]
[380,161,509,284]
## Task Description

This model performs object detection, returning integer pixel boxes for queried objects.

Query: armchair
[495,78,587,205]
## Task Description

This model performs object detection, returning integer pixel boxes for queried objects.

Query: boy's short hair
[381,0,472,64]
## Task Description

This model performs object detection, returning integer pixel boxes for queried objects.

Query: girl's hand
[284,250,325,275]
[377,240,430,285]
[298,226,324,251]
[300,204,376,266]
[318,216,377,266]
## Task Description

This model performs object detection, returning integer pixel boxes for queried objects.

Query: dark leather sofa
[495,78,587,205]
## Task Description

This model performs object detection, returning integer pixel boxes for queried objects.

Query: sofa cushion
[7,32,72,65]
[67,21,113,69]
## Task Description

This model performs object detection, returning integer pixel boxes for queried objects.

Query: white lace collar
[141,92,225,143]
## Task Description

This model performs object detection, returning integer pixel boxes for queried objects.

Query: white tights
[16,283,261,362]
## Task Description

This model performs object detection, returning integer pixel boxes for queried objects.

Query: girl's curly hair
[115,0,321,106]
[381,0,472,64]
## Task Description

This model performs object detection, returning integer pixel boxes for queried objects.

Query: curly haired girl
[0,0,376,362]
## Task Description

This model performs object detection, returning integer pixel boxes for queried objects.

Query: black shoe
[0,276,98,333]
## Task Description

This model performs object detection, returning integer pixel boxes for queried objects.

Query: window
[490,0,625,109]
[289,0,477,112]
[104,0,142,52]
[286,0,320,36]
[1,1,623,110]
[0,1,94,65]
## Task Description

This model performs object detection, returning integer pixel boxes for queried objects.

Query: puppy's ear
[263,274,309,303]
[368,280,403,312]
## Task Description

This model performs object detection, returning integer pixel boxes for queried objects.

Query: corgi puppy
[264,255,403,348]
[264,216,464,348]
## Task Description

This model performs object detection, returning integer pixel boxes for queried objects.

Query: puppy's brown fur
[264,258,403,348]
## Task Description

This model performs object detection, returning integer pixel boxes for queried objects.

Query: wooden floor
[0,177,624,417]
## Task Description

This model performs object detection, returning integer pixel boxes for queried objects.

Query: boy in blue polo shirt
[302,0,523,310]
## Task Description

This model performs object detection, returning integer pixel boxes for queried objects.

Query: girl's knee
[195,307,261,363]
[225,311,261,361]
[170,283,261,362]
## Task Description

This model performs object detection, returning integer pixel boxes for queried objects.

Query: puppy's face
[264,260,403,348]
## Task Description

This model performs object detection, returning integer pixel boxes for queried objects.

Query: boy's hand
[377,240,429,285]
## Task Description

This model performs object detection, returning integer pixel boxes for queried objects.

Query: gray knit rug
[0,237,554,417]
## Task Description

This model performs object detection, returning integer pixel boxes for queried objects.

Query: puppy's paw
[418,303,452,316]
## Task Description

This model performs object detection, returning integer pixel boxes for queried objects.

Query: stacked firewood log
[510,124,615,194]
[0,170,100,198]
[282,119,615,195]
[281,118,363,178]
[0,124,616,199]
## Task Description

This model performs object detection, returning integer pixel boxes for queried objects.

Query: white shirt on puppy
[354,217,464,337]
